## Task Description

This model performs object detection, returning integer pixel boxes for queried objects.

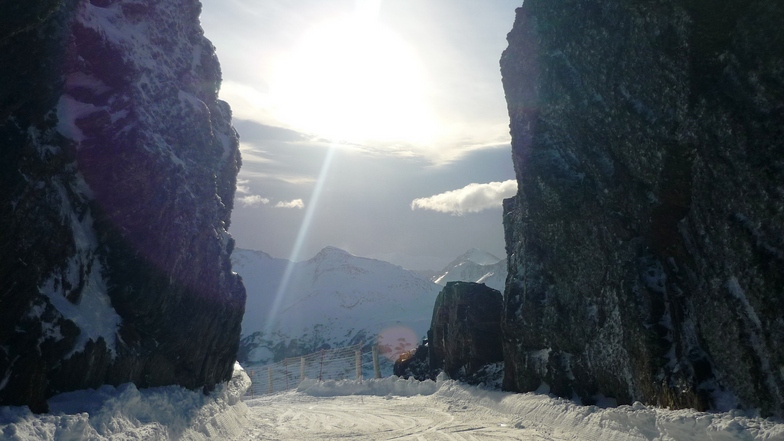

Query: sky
[199,0,522,270]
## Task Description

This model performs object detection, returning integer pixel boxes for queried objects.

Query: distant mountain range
[428,248,506,292]
[232,247,506,369]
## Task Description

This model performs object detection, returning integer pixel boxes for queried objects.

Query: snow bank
[0,363,251,441]
[295,375,784,440]
[432,381,784,441]
[4,370,782,440]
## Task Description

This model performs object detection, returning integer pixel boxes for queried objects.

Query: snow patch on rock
[39,260,121,357]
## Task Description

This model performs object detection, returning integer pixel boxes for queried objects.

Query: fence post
[300,357,305,384]
[372,345,381,379]
[249,370,255,398]
[267,366,273,394]
[319,349,325,382]
[284,358,289,390]
[355,349,362,380]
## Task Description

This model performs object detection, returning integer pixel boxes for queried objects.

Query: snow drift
[0,364,251,441]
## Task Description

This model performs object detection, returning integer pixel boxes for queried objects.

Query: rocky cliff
[501,0,784,414]
[0,0,245,412]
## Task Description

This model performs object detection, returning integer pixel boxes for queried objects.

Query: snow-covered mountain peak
[233,247,442,367]
[431,249,507,292]
[459,248,502,266]
[312,246,354,260]
[232,249,276,265]
[305,247,394,281]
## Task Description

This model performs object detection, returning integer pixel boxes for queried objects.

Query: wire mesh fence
[242,343,383,398]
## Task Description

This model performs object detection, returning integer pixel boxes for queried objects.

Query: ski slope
[237,376,784,441]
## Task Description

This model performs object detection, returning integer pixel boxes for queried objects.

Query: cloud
[239,143,277,165]
[218,80,277,124]
[411,180,517,215]
[236,179,251,194]
[234,119,306,142]
[238,195,270,206]
[236,194,304,209]
[275,199,305,209]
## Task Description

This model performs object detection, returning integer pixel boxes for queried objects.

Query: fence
[243,343,384,397]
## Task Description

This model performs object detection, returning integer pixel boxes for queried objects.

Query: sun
[270,14,439,145]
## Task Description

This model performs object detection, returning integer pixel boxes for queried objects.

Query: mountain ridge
[233,246,442,368]
[233,246,507,371]
[430,249,507,292]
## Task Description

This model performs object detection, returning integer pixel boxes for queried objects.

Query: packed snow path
[235,377,784,441]
[241,393,541,440]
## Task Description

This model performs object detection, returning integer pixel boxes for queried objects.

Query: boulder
[428,282,503,379]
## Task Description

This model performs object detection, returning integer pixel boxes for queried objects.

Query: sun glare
[270,15,439,145]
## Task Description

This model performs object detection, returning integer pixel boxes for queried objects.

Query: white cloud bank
[236,178,251,194]
[238,195,270,207]
[237,195,305,209]
[275,199,305,209]
[411,180,517,215]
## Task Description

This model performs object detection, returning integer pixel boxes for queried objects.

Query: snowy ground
[238,375,784,441]
[2,366,783,440]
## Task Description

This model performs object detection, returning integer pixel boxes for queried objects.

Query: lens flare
[376,326,419,361]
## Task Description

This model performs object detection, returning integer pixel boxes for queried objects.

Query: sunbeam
[264,144,337,334]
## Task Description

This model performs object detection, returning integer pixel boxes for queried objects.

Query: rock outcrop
[429,282,503,378]
[0,0,245,412]
[501,0,784,414]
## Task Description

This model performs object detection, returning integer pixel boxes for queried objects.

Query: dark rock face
[393,343,430,381]
[501,0,784,414]
[429,282,504,378]
[0,0,245,412]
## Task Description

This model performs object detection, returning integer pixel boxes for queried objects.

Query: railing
[242,343,384,397]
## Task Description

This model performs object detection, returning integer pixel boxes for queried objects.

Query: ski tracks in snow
[237,392,557,440]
